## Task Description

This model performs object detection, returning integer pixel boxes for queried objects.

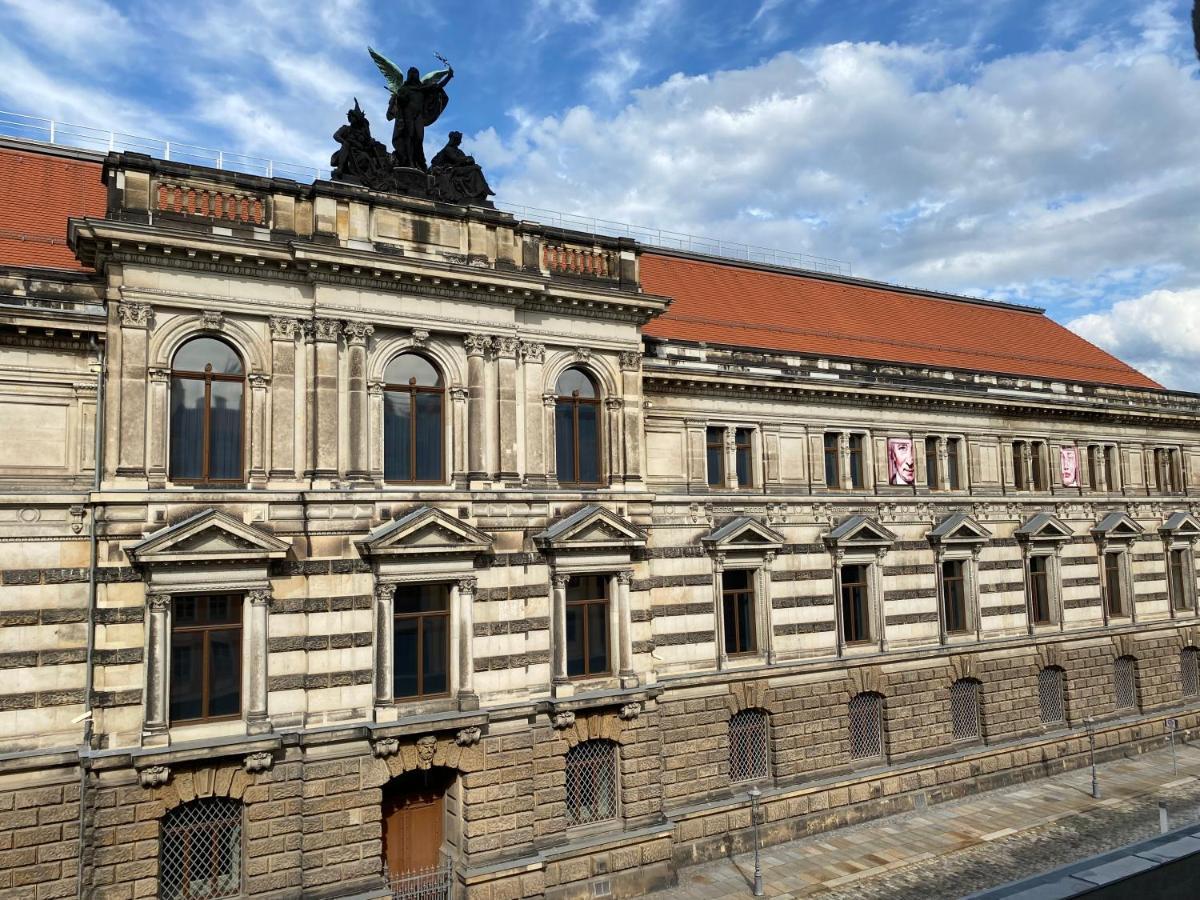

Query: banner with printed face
[1061,446,1080,487]
[888,437,915,485]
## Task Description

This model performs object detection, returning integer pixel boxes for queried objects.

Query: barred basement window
[950,679,982,743]
[1038,667,1067,726]
[848,692,884,762]
[1182,648,1200,699]
[565,740,618,826]
[160,797,242,900]
[728,709,770,782]
[1114,656,1138,712]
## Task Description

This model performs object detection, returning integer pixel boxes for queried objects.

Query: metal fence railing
[389,857,453,899]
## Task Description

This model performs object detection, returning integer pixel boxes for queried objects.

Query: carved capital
[463,333,492,356]
[552,710,576,730]
[367,380,385,396]
[147,593,171,612]
[372,736,400,758]
[343,321,375,344]
[712,552,726,573]
[519,341,545,364]
[243,751,273,774]
[618,702,641,721]
[495,337,519,359]
[269,316,302,340]
[247,589,272,607]
[310,318,341,342]
[763,550,777,565]
[137,765,170,788]
[455,726,481,747]
[449,386,469,402]
[411,328,430,348]
[416,734,437,769]
[374,583,396,604]
[619,350,642,371]
[201,310,225,331]
[118,302,153,329]
[147,366,170,384]
[457,576,478,596]
[248,373,270,389]
[543,392,558,408]
[617,570,634,586]
[552,573,571,589]
[605,397,624,411]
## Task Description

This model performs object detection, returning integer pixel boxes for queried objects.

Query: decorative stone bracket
[948,653,981,683]
[138,765,171,789]
[243,751,273,774]
[725,679,771,715]
[552,710,576,730]
[455,726,482,747]
[618,702,641,721]
[845,665,889,699]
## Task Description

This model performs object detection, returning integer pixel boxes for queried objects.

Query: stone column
[373,584,395,715]
[543,392,559,486]
[311,318,341,479]
[456,577,479,710]
[724,426,738,490]
[520,342,546,486]
[551,572,570,695]
[495,337,519,481]
[368,381,385,484]
[143,593,170,745]
[248,374,270,487]
[450,386,469,485]
[874,548,888,652]
[936,437,950,491]
[760,551,776,663]
[246,589,272,734]
[268,317,300,479]
[344,321,374,480]
[116,302,152,477]
[1021,443,1034,491]
[617,570,636,686]
[606,396,624,486]
[712,553,727,670]
[146,366,169,487]
[831,548,846,657]
[620,351,643,486]
[464,334,491,481]
[839,433,853,491]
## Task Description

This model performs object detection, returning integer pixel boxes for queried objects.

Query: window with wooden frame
[555,369,601,486]
[947,438,963,490]
[941,559,969,634]
[383,353,444,483]
[1028,555,1053,625]
[1104,550,1128,617]
[159,797,243,900]
[1031,441,1047,490]
[840,563,871,644]
[848,433,865,488]
[565,574,609,678]
[1170,548,1193,612]
[392,583,450,700]
[823,432,840,488]
[926,436,940,490]
[170,595,242,724]
[1012,441,1028,491]
[1088,445,1102,490]
[721,569,757,656]
[706,426,725,487]
[734,428,754,488]
[169,337,245,484]
[1104,445,1119,490]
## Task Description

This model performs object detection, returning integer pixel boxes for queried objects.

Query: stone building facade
[2,136,1200,900]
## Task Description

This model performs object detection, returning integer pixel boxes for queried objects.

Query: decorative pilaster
[606,396,624,486]
[495,337,519,480]
[116,302,152,477]
[521,342,546,485]
[373,584,396,714]
[724,426,738,491]
[760,551,777,663]
[368,381,386,484]
[620,350,643,486]
[143,593,171,744]
[551,573,570,694]
[712,553,727,670]
[617,570,636,686]
[449,386,469,484]
[246,589,272,734]
[269,317,301,478]
[248,373,270,487]
[344,321,374,480]
[456,577,478,709]
[146,366,170,487]
[464,334,491,481]
[543,392,559,486]
[310,318,341,478]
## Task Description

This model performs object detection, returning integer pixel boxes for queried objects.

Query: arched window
[1114,656,1138,712]
[565,739,618,826]
[555,368,601,486]
[728,709,770,782]
[1038,666,1067,726]
[848,692,885,761]
[950,678,982,743]
[170,337,245,483]
[160,797,242,900]
[1182,647,1200,699]
[383,353,444,483]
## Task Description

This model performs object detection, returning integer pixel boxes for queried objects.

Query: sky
[2,0,1198,389]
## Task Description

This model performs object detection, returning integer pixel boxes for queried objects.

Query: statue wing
[368,46,405,94]
[421,67,450,85]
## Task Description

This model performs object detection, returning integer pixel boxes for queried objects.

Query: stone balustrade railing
[541,243,620,280]
[156,180,266,226]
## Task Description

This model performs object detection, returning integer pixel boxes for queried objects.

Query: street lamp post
[748,786,764,897]
[1085,717,1100,799]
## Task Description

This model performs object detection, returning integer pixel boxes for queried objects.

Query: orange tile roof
[641,252,1160,390]
[0,145,105,271]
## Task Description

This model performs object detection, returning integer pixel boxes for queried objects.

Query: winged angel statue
[368,47,454,171]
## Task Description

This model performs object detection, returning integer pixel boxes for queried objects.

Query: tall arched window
[159,797,242,900]
[555,368,601,486]
[170,337,245,483]
[384,353,444,483]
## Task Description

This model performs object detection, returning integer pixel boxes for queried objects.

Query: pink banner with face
[1060,446,1080,487]
[888,437,914,485]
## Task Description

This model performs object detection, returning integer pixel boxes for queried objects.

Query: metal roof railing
[0,109,851,276]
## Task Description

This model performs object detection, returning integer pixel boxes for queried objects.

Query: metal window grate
[1183,649,1200,699]
[1114,656,1138,711]
[950,679,982,742]
[1038,667,1066,726]
[159,798,242,900]
[728,709,770,782]
[848,692,884,761]
[565,740,618,826]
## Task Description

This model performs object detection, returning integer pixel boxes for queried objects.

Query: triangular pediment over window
[824,515,896,551]
[702,516,785,552]
[1161,511,1200,540]
[356,506,494,559]
[1014,511,1074,544]
[127,508,290,566]
[928,512,992,548]
[1091,511,1143,541]
[533,505,646,551]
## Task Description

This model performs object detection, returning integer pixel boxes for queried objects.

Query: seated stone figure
[431,131,495,206]
[330,100,392,188]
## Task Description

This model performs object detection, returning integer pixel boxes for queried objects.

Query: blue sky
[3,0,1199,388]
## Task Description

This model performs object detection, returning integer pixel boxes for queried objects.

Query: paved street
[651,742,1200,899]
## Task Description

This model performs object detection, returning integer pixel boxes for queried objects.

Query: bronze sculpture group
[329,48,494,207]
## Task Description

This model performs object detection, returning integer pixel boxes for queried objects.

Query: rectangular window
[393,583,450,699]
[1088,446,1100,490]
[722,569,757,655]
[1029,556,1052,624]
[566,575,609,678]
[1170,549,1191,611]
[170,595,242,724]
[706,426,725,487]
[1104,446,1118,491]
[1155,449,1166,492]
[841,564,871,644]
[947,438,962,490]
[824,432,840,488]
[1104,552,1125,617]
[735,428,753,488]
[848,434,865,489]
[1170,449,1183,492]
[1012,442,1027,491]
[942,560,968,634]
[925,436,940,490]
[1031,442,1046,491]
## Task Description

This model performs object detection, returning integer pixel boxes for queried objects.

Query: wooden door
[382,775,446,878]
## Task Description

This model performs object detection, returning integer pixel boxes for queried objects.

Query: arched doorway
[381,767,456,896]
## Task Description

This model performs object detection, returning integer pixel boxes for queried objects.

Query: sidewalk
[650,742,1200,899]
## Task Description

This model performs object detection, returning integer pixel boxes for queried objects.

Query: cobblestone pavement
[650,742,1200,899]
